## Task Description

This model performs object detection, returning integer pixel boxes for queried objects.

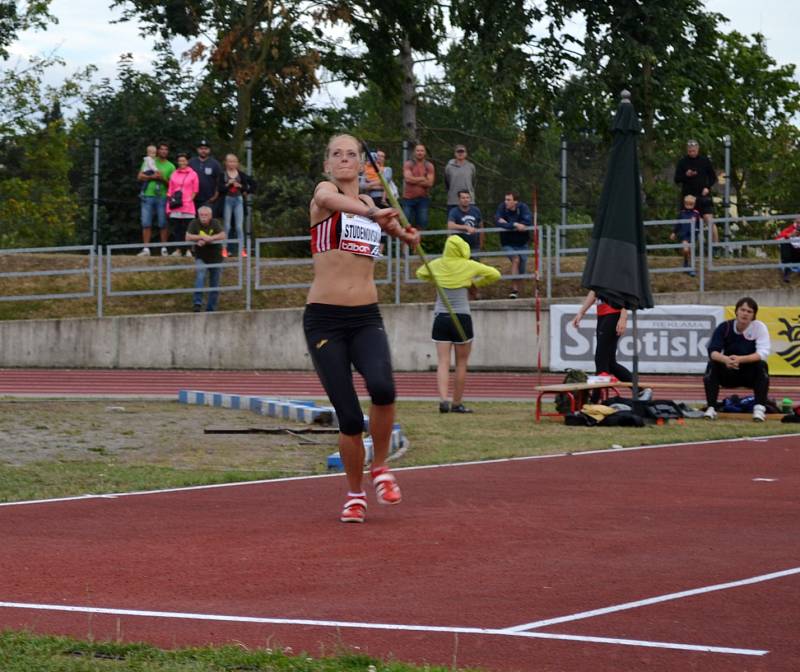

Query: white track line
[2,432,797,509]
[503,566,800,633]
[0,601,766,656]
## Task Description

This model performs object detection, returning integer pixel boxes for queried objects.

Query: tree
[112,0,327,153]
[688,31,800,213]
[0,0,54,59]
[0,118,78,247]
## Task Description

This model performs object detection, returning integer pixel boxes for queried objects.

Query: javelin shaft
[362,142,467,342]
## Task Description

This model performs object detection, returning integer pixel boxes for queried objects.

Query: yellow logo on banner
[724,306,800,376]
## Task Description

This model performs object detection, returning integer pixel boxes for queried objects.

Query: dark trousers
[594,313,632,382]
[780,242,800,265]
[703,360,769,407]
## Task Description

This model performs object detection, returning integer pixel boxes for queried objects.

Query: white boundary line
[1,432,797,509]
[503,566,800,632]
[0,601,767,657]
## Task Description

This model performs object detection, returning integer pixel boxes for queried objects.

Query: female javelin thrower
[304,134,420,523]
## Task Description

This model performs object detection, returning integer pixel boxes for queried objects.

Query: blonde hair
[146,144,157,155]
[683,194,696,206]
[325,133,360,159]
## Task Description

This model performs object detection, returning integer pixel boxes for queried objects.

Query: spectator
[218,153,253,258]
[775,217,800,282]
[447,189,483,252]
[361,149,395,207]
[139,145,157,195]
[674,139,719,251]
[402,143,435,230]
[137,141,174,257]
[189,139,222,216]
[444,144,476,210]
[166,152,199,256]
[186,206,225,312]
[703,296,771,422]
[495,191,532,298]
[416,235,500,414]
[669,194,701,277]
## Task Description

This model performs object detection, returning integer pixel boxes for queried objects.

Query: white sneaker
[171,249,182,257]
[160,247,168,257]
[752,404,766,422]
[185,250,192,258]
[136,247,150,257]
[704,406,718,420]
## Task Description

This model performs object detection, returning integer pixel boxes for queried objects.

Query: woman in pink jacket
[166,152,199,256]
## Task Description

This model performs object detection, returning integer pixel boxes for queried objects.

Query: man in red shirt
[402,143,435,230]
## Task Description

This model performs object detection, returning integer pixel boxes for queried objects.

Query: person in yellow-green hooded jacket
[417,235,500,414]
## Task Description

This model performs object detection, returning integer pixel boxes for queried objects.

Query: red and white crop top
[311,210,383,259]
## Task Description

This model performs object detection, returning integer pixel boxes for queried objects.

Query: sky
[6,0,800,110]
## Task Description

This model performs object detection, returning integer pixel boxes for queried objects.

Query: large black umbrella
[581,90,654,397]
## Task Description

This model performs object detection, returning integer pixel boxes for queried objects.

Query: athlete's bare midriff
[307,248,378,306]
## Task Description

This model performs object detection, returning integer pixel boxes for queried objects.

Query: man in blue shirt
[447,189,483,252]
[495,191,532,298]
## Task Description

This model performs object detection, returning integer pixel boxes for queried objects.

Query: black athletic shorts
[431,312,473,344]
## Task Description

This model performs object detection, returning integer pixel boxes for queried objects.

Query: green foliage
[0,0,55,59]
[0,121,78,247]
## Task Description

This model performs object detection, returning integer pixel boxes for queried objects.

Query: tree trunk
[400,36,417,143]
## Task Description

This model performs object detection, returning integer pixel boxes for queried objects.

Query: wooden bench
[534,381,633,421]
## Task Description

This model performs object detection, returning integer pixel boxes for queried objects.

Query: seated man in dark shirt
[704,296,771,422]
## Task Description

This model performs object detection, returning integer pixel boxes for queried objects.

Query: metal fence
[1,213,797,315]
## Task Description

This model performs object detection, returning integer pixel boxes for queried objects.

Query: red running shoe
[371,467,402,505]
[340,494,367,523]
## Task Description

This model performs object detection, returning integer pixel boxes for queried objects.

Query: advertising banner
[550,304,725,374]
[724,305,800,377]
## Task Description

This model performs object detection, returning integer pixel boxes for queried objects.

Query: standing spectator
[775,217,800,282]
[402,143,435,230]
[218,153,253,258]
[186,206,225,312]
[361,149,395,207]
[189,139,222,216]
[444,144,476,210]
[703,296,771,422]
[674,139,719,250]
[669,194,701,277]
[416,235,500,414]
[495,191,532,298]
[137,141,174,257]
[166,152,199,256]
[447,189,483,252]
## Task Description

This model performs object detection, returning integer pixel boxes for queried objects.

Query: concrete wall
[1,287,797,370]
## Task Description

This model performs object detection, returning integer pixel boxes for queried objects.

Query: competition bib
[339,213,383,258]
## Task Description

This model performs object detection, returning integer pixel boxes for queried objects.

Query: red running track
[1,368,799,401]
[1,435,799,671]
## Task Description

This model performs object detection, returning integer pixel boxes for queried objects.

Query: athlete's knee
[337,405,366,436]
[367,377,396,406]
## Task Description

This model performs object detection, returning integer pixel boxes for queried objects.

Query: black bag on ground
[598,411,645,427]
[555,368,588,414]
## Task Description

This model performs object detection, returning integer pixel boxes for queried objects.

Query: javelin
[361,140,467,343]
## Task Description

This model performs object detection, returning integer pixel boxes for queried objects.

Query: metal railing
[0,244,96,303]
[1,213,797,316]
